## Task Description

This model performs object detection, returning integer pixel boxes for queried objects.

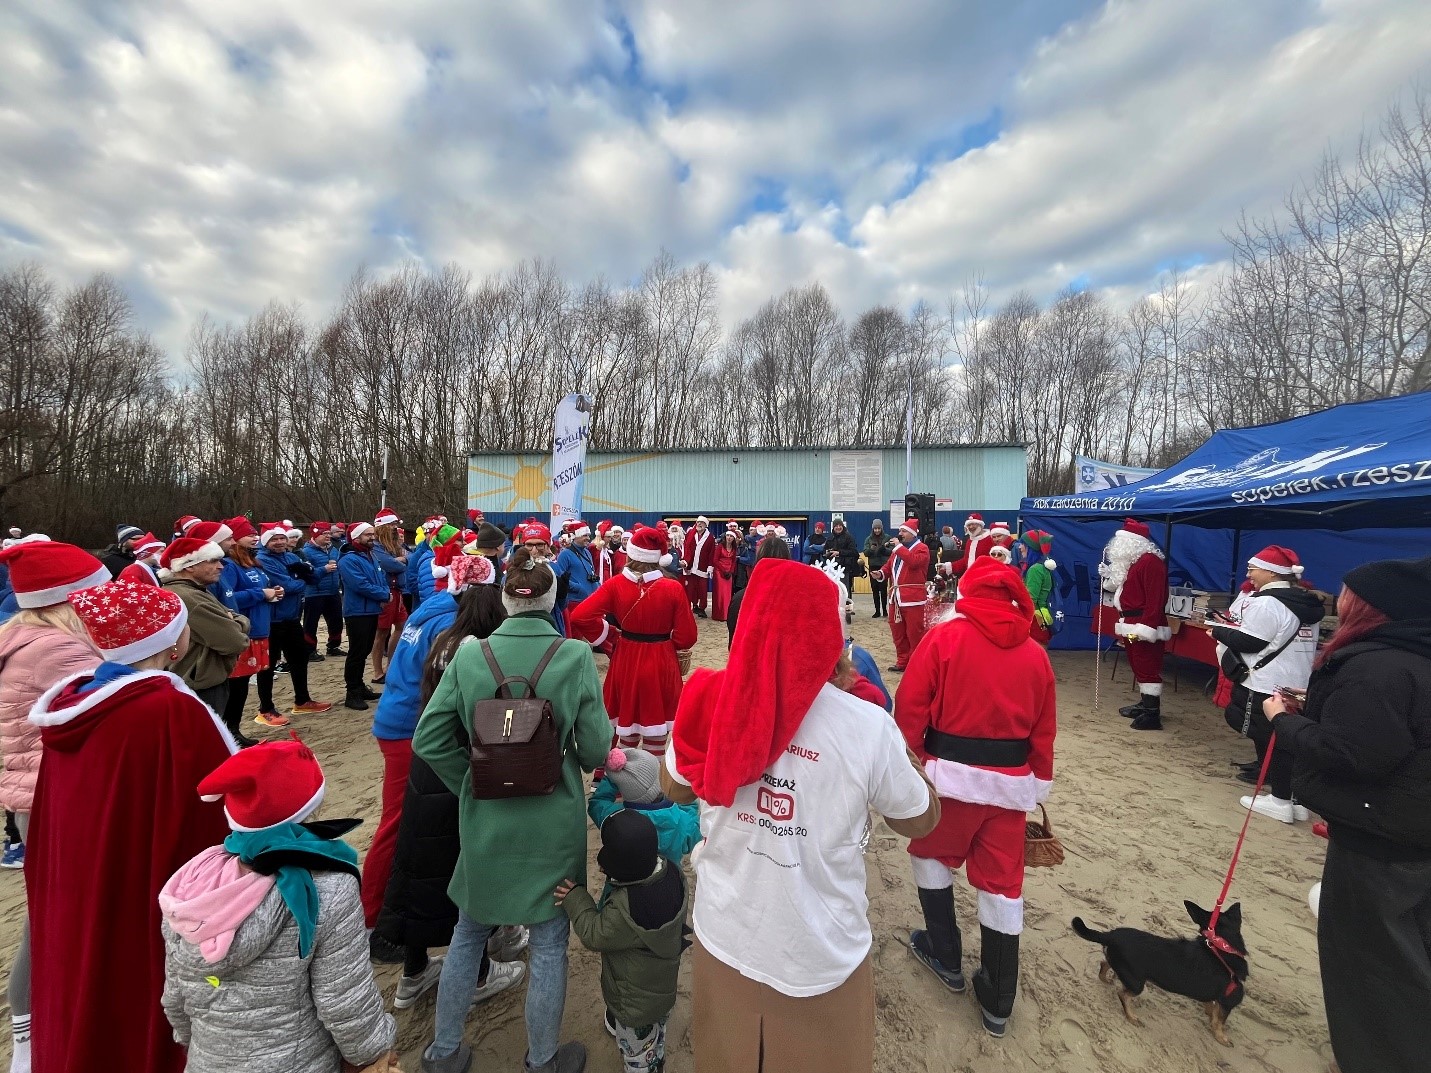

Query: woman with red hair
[1263,556,1431,1073]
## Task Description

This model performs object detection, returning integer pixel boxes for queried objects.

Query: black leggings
[257,619,313,710]
[1224,685,1294,799]
[303,594,344,652]
[344,615,379,692]
[869,573,888,614]
[224,675,252,733]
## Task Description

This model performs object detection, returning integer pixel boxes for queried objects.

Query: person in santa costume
[894,557,1057,1039]
[118,532,166,586]
[27,581,236,1073]
[681,516,716,618]
[886,518,932,672]
[938,513,996,581]
[569,527,697,758]
[160,737,397,1072]
[1100,519,1170,730]
[660,559,938,1073]
[711,528,740,622]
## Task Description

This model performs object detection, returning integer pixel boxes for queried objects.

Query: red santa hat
[133,532,166,561]
[695,516,709,527]
[348,521,374,541]
[161,537,225,573]
[332,522,350,533]
[670,559,845,807]
[774,525,788,537]
[198,735,326,832]
[566,520,592,540]
[0,541,110,608]
[957,555,1034,622]
[309,521,331,536]
[223,517,258,542]
[989,520,1012,540]
[726,520,740,531]
[625,526,666,564]
[964,512,986,531]
[898,518,920,537]
[521,522,552,545]
[374,507,401,528]
[1248,544,1304,577]
[175,514,203,535]
[189,520,233,544]
[448,551,497,593]
[596,520,613,538]
[1122,518,1152,540]
[67,580,188,663]
[258,523,287,546]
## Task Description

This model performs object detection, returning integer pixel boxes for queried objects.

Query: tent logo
[1136,443,1387,494]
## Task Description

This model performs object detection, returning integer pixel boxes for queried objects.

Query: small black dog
[1072,901,1247,1047]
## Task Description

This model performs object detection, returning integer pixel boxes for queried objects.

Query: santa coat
[594,544,616,585]
[568,569,698,747]
[27,669,235,1073]
[683,528,716,578]
[889,539,931,607]
[948,532,996,577]
[1113,552,1170,642]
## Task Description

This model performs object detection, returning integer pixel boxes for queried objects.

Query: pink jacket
[0,623,101,812]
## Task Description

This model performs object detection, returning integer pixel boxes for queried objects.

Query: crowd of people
[0,502,1422,1073]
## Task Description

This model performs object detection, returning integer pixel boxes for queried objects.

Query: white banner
[1074,455,1158,493]
[550,393,593,534]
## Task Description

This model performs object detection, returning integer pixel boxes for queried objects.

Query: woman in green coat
[414,547,611,1073]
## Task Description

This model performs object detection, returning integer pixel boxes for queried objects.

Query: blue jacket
[373,545,407,590]
[338,547,390,617]
[851,644,891,711]
[553,544,597,606]
[301,543,342,597]
[257,548,307,623]
[406,541,432,602]
[588,781,702,865]
[371,592,459,740]
[212,558,271,640]
[738,535,758,568]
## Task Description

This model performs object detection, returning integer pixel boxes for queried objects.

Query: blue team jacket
[338,548,390,617]
[301,544,342,597]
[213,559,271,640]
[370,592,459,740]
[257,548,307,623]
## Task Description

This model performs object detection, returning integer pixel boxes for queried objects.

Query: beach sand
[0,609,1333,1072]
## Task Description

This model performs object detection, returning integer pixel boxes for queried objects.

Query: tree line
[2,88,1428,544]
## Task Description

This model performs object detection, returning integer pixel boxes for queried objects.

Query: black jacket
[99,543,135,579]
[825,530,860,580]
[374,755,462,949]
[1276,620,1431,860]
[864,531,892,572]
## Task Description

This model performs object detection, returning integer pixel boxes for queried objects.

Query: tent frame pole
[1229,529,1243,596]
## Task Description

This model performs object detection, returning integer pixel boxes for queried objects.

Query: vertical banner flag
[551,393,593,535]
[1073,455,1158,493]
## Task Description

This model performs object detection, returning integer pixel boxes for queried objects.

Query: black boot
[973,926,1020,1037]
[1130,694,1162,730]
[911,887,965,992]
[1119,695,1151,717]
[344,690,369,711]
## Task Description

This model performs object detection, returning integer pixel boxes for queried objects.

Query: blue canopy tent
[1020,392,1431,650]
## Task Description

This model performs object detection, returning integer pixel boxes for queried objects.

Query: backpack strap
[527,639,567,695]
[479,637,566,699]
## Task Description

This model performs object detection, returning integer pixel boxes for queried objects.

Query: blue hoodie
[338,546,390,616]
[301,542,342,597]
[213,558,271,640]
[370,592,459,740]
[257,548,307,623]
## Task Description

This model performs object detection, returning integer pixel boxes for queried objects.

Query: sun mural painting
[468,452,661,513]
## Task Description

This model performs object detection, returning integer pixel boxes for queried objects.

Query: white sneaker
[469,959,525,1008]
[487,924,529,961]
[1292,803,1312,822]
[1241,794,1296,823]
[1309,881,1322,918]
[394,955,444,1009]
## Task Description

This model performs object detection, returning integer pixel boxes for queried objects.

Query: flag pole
[905,365,914,495]
[380,447,389,510]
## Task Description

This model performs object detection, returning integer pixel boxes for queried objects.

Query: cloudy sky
[2,0,1429,358]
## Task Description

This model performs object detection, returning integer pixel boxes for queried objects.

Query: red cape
[27,669,235,1073]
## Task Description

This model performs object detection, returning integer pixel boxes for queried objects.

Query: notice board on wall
[830,451,882,512]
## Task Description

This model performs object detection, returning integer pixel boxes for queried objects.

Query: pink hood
[159,845,276,964]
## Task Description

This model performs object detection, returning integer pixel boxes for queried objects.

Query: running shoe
[0,841,23,869]
[468,960,525,1008]
[254,710,292,729]
[290,701,334,715]
[394,955,444,1009]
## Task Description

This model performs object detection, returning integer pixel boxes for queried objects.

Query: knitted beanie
[605,748,662,804]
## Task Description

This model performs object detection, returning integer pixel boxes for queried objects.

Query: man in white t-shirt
[663,558,938,1073]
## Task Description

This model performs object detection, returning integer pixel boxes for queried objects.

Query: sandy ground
[0,609,1335,1072]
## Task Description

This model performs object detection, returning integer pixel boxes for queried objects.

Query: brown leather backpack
[468,638,567,799]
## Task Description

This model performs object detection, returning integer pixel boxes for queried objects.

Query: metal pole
[380,447,389,510]
[905,365,914,495]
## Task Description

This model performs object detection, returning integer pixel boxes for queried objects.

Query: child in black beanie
[554,809,689,1072]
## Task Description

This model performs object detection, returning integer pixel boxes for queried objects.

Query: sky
[2,0,1429,359]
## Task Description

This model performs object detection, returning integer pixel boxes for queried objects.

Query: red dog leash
[1201,731,1274,993]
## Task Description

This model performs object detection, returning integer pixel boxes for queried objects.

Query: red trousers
[909,801,1026,900]
[888,600,928,668]
[685,573,709,611]
[1124,639,1166,691]
[360,737,413,928]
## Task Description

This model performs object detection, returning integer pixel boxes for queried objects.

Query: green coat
[561,863,688,1028]
[412,613,610,925]
[1025,562,1053,611]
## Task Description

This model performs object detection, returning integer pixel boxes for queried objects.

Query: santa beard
[1100,530,1161,593]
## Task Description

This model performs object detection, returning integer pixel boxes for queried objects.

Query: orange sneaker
[254,710,292,728]
[290,701,334,715]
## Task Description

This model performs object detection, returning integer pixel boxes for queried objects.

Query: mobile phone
[1276,686,1307,714]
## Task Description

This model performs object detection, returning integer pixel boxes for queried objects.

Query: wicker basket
[677,649,693,676]
[1025,805,1065,868]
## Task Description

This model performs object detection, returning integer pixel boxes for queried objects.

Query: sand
[0,611,1335,1072]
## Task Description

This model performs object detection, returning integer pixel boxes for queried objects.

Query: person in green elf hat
[1020,530,1058,646]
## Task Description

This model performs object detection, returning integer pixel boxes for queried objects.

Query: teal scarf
[224,823,359,957]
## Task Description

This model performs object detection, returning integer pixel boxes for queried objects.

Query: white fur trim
[169,542,224,574]
[15,564,113,608]
[622,567,664,582]
[587,620,611,648]
[225,779,326,832]
[30,669,238,755]
[1034,778,1052,804]
[926,758,1046,813]
[1113,621,1170,642]
[911,856,954,889]
[663,746,691,787]
[349,522,374,540]
[622,719,675,736]
[99,601,189,664]
[626,543,661,564]
[1248,556,1303,577]
[977,890,1024,934]
[1141,683,1163,697]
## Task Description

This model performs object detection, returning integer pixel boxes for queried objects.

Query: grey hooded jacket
[161,871,395,1072]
